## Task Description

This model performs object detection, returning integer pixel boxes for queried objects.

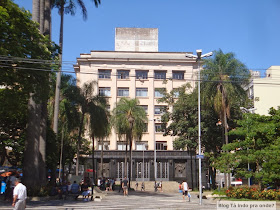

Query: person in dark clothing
[122,177,128,196]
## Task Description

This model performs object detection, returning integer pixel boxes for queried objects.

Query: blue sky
[14,0,280,75]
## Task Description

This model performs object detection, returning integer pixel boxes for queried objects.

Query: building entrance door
[157,161,169,181]
[117,162,129,180]
[136,161,150,181]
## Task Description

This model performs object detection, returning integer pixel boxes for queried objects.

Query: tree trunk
[92,136,95,185]
[23,95,41,188]
[101,137,104,177]
[32,0,40,23]
[53,1,64,134]
[39,0,45,33]
[224,109,231,188]
[23,0,42,188]
[76,113,84,176]
[38,102,47,184]
[43,0,51,37]
[91,135,95,196]
[58,126,64,181]
[125,136,128,178]
[129,133,133,188]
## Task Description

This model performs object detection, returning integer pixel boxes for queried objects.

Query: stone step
[130,181,180,193]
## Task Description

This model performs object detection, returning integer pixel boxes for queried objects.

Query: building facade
[74,28,207,186]
[252,66,280,115]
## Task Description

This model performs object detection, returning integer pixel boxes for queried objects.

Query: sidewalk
[0,190,218,209]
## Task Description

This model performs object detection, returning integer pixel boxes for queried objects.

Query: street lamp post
[186,50,213,205]
[240,107,256,187]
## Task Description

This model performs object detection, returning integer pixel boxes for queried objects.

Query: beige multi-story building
[250,66,280,115]
[74,28,204,185]
[74,28,197,152]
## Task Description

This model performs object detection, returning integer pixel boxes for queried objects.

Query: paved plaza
[0,191,217,210]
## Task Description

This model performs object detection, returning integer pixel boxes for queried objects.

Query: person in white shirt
[12,177,27,210]
[182,180,190,201]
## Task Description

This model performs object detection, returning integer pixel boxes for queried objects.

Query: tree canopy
[212,108,280,188]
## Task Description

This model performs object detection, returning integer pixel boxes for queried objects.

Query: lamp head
[196,49,202,59]
[185,53,197,59]
[201,52,213,58]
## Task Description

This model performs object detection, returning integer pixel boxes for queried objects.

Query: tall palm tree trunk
[125,136,128,178]
[24,97,41,187]
[76,113,84,175]
[53,1,64,134]
[24,0,47,188]
[43,0,51,36]
[39,0,45,32]
[101,137,104,177]
[129,133,133,188]
[223,109,231,188]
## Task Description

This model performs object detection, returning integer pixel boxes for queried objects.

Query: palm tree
[111,98,147,188]
[52,0,101,135]
[24,0,52,187]
[201,49,250,187]
[64,81,107,176]
[88,103,110,184]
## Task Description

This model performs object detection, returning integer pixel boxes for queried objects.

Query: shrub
[226,186,280,200]
[28,185,51,197]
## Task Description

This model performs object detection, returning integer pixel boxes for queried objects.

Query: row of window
[98,70,185,80]
[105,105,166,115]
[99,87,179,98]
[136,123,165,133]
[98,141,168,151]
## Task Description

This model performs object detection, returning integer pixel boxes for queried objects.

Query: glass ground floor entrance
[82,150,208,188]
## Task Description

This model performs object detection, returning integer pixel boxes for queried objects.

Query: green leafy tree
[212,108,280,188]
[111,98,147,187]
[201,49,250,187]
[0,0,58,188]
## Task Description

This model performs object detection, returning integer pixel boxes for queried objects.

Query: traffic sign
[196,155,204,159]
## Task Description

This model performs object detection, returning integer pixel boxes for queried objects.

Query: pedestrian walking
[141,182,145,191]
[122,177,128,196]
[12,177,27,210]
[135,181,138,191]
[182,180,190,202]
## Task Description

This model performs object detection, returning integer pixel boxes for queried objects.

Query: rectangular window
[99,87,111,97]
[117,70,130,79]
[156,141,167,150]
[154,88,166,98]
[155,123,164,133]
[98,142,110,150]
[173,88,180,98]
[98,70,111,79]
[136,70,148,79]
[117,142,130,151]
[117,88,129,97]
[140,105,148,114]
[136,88,148,97]
[154,106,166,115]
[154,71,166,80]
[135,142,148,151]
[172,71,184,80]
